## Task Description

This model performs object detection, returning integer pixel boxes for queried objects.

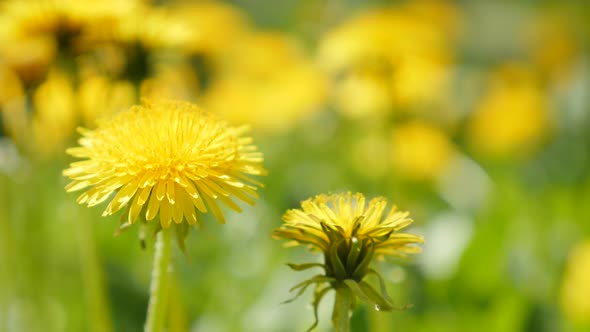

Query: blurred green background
[1,0,590,331]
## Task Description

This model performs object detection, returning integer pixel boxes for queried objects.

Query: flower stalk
[144,229,172,332]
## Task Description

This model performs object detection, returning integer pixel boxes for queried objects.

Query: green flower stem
[332,286,353,332]
[144,229,172,332]
[78,209,113,332]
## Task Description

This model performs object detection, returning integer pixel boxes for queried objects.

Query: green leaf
[287,263,325,271]
[332,287,353,332]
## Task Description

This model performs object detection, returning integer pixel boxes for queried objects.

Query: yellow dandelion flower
[561,241,590,323]
[467,64,551,159]
[273,192,423,330]
[63,100,266,230]
[318,2,460,117]
[77,75,135,127]
[391,121,455,181]
[204,32,326,133]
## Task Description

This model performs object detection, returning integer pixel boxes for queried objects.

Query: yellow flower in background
[31,69,77,157]
[561,241,590,323]
[525,9,579,82]
[204,32,326,133]
[274,192,423,329]
[391,121,454,181]
[81,3,191,52]
[139,62,200,102]
[467,64,551,159]
[173,1,249,59]
[77,75,135,127]
[63,100,266,229]
[1,68,76,158]
[318,1,460,116]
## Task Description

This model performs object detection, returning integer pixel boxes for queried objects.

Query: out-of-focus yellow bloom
[391,121,454,181]
[78,75,135,127]
[140,62,199,101]
[0,0,139,82]
[467,64,551,159]
[2,68,76,158]
[82,3,191,51]
[318,1,460,116]
[31,69,77,158]
[526,10,579,82]
[63,100,266,229]
[0,64,26,139]
[173,1,249,59]
[0,34,55,84]
[561,241,590,323]
[204,32,326,133]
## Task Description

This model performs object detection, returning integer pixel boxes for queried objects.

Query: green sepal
[350,216,364,237]
[174,222,191,254]
[332,286,353,332]
[365,269,413,310]
[287,263,325,271]
[328,239,347,280]
[306,285,332,332]
[343,279,393,312]
[345,237,362,276]
[320,221,340,244]
[114,221,132,236]
[351,240,374,280]
[283,274,335,304]
[366,269,394,305]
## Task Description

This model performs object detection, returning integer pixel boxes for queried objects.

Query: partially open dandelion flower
[63,100,266,231]
[273,192,423,330]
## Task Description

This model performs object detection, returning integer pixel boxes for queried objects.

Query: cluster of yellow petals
[276,192,423,257]
[63,100,266,228]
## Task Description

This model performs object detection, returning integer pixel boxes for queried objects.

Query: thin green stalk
[144,229,172,332]
[332,286,352,332]
[78,209,113,332]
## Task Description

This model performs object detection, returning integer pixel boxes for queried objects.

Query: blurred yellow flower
[561,241,590,323]
[526,9,579,82]
[173,1,249,59]
[318,1,460,116]
[32,69,77,157]
[63,100,266,229]
[78,75,135,127]
[2,68,76,158]
[81,3,191,51]
[140,62,199,101]
[467,64,551,159]
[204,32,326,133]
[391,121,454,181]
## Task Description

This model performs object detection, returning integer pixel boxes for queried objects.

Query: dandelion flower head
[275,192,423,281]
[63,100,266,229]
